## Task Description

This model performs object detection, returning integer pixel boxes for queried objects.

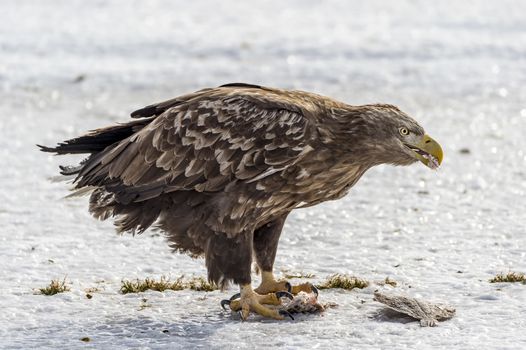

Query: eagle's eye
[399,127,409,136]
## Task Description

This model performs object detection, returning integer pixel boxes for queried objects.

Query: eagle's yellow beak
[409,134,443,169]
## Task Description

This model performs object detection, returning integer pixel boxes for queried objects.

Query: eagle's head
[342,104,443,169]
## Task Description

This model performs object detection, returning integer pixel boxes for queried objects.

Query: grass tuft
[38,277,70,295]
[186,276,217,292]
[120,276,185,294]
[120,276,218,294]
[489,272,526,284]
[317,274,369,290]
[383,277,397,287]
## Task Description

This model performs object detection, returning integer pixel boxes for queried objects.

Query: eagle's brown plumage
[40,83,436,291]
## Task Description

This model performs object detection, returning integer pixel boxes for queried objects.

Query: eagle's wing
[75,87,316,204]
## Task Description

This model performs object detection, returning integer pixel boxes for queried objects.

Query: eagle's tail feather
[38,117,155,176]
[37,117,154,155]
[59,164,84,176]
[65,186,97,198]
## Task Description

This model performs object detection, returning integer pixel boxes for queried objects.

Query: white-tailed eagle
[39,83,443,320]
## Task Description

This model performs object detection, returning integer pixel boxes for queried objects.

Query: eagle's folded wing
[75,88,316,205]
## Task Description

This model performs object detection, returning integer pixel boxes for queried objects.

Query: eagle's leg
[253,214,314,295]
[253,215,290,294]
[206,228,292,320]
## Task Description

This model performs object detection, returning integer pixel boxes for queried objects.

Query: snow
[1,0,526,349]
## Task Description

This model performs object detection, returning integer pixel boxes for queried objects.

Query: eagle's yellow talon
[223,284,290,320]
[241,304,250,321]
[255,271,290,294]
[256,271,316,296]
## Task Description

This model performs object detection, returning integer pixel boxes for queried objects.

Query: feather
[65,186,96,198]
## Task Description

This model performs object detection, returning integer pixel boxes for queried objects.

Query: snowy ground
[1,0,526,349]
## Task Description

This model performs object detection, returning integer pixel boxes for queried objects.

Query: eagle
[39,83,443,320]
